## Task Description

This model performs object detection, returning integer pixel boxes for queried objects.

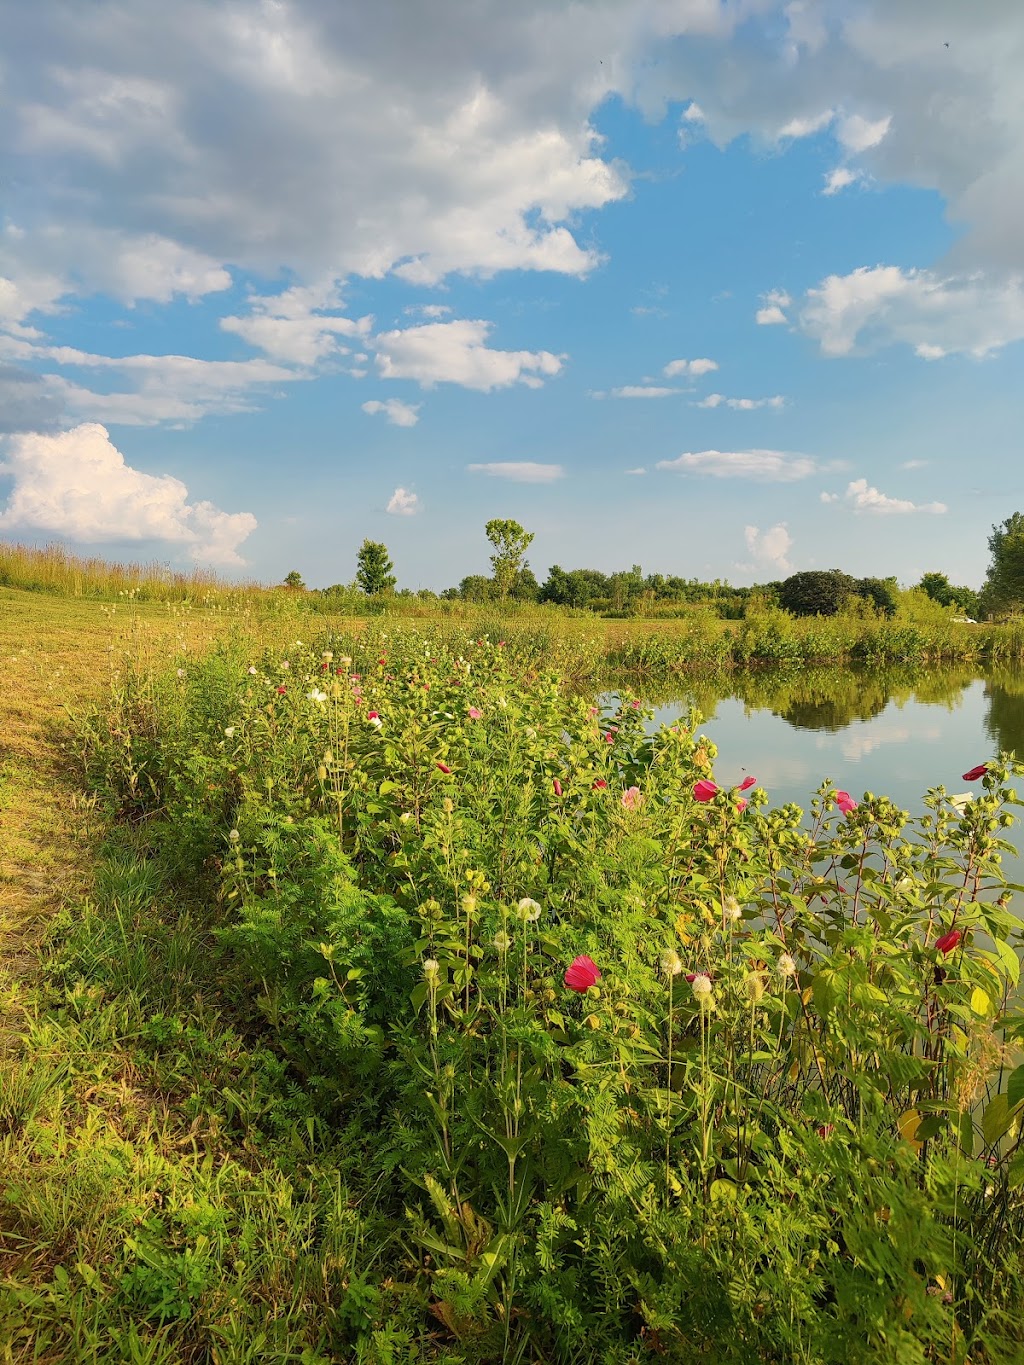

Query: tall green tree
[917,572,979,618]
[484,518,534,600]
[282,570,305,590]
[980,514,1024,617]
[778,569,859,617]
[355,539,396,595]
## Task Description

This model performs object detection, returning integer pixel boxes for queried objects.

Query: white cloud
[777,109,833,140]
[695,393,784,410]
[837,113,891,154]
[663,356,718,377]
[744,523,793,575]
[2,3,677,296]
[362,398,421,427]
[821,477,947,515]
[822,166,861,195]
[755,290,791,325]
[642,5,1024,278]
[386,487,419,515]
[656,449,817,481]
[0,343,301,427]
[901,458,929,470]
[374,318,564,391]
[799,265,1024,358]
[0,423,256,563]
[467,461,564,483]
[405,304,452,319]
[608,385,678,398]
[0,227,232,323]
[221,283,372,366]
[625,466,646,475]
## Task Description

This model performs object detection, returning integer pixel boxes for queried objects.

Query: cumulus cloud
[755,290,791,326]
[467,461,564,483]
[656,449,817,481]
[221,282,372,366]
[0,423,257,563]
[777,110,834,140]
[374,318,563,391]
[386,487,420,515]
[744,523,793,575]
[821,478,947,514]
[798,265,1024,357]
[837,113,891,154]
[2,0,687,295]
[663,357,718,377]
[0,227,231,327]
[641,3,1024,279]
[822,166,861,195]
[695,393,784,410]
[361,398,421,427]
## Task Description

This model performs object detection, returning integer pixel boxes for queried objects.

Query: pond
[631,662,1024,815]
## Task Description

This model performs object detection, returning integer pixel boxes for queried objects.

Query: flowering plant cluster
[89,622,1024,1362]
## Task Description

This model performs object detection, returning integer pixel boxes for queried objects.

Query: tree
[484,518,534,600]
[282,570,305,590]
[918,571,979,619]
[778,569,859,617]
[355,539,396,595]
[856,576,899,618]
[457,574,494,603]
[981,513,1024,617]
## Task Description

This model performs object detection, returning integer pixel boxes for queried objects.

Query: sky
[1,0,1023,592]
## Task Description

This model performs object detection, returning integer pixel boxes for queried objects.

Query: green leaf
[982,1092,1021,1146]
[1006,1064,1024,1111]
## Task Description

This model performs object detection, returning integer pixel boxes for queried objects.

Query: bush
[81,626,1024,1362]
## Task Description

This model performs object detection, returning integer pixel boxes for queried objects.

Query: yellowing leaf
[897,1109,923,1153]
[970,987,992,1017]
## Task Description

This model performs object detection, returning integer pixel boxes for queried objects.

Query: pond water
[634,663,1024,816]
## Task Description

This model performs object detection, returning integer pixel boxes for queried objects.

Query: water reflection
[983,671,1024,757]
[609,663,1024,814]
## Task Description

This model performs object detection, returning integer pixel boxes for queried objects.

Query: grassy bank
[12,619,1020,1360]
[4,596,1024,1361]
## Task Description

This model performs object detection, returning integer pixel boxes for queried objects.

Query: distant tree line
[280,512,1024,621]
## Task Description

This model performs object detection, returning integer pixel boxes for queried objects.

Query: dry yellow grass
[0,589,260,1042]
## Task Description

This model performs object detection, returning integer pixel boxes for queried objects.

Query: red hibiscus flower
[693,779,718,803]
[935,929,962,955]
[962,764,988,782]
[564,955,601,992]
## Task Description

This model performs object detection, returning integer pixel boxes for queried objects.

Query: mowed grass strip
[0,590,368,1363]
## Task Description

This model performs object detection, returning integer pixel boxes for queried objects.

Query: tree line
[282,513,1024,620]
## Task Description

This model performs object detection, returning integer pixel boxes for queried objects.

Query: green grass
[4,589,1024,1362]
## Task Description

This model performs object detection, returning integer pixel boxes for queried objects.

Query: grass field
[3,587,1024,1363]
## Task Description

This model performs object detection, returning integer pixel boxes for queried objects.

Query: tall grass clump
[0,539,266,604]
[67,625,1024,1361]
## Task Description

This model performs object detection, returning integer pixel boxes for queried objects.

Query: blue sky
[1,0,1023,590]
